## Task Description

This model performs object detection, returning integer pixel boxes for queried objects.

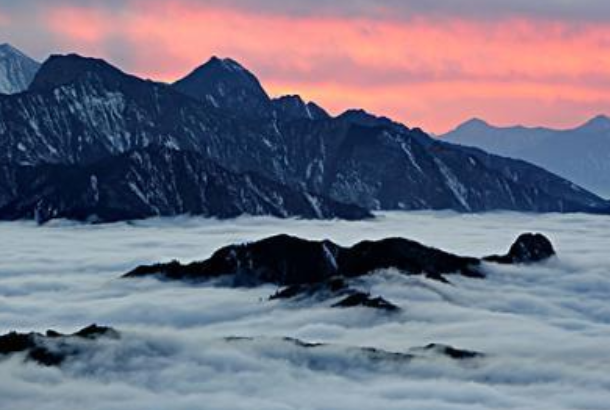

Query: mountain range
[443,116,610,198]
[0,44,608,223]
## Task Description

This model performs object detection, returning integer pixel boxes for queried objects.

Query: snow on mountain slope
[0,53,608,222]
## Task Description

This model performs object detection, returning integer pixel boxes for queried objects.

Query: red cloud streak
[42,0,610,133]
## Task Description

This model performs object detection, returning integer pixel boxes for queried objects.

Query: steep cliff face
[0,53,607,223]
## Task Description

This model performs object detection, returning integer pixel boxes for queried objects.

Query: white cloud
[0,211,609,409]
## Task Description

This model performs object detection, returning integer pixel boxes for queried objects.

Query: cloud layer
[1,1,610,132]
[0,211,609,409]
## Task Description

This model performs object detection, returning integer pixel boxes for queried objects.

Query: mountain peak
[29,54,127,91]
[0,43,18,53]
[457,117,491,130]
[0,43,40,94]
[172,56,271,116]
[272,95,330,121]
[0,43,24,55]
[206,56,247,73]
[338,109,392,126]
[582,114,610,130]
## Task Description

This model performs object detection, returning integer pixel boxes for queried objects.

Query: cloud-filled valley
[0,212,609,409]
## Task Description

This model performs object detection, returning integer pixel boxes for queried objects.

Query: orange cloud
[47,7,113,45]
[39,0,610,133]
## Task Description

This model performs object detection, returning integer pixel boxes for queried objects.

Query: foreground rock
[124,234,485,286]
[125,233,556,288]
[123,233,556,311]
[0,325,119,366]
[484,233,556,264]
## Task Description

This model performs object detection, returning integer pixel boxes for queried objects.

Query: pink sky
[3,0,610,133]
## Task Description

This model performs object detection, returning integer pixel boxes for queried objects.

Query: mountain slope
[0,146,371,223]
[0,44,40,94]
[0,53,607,221]
[443,116,610,198]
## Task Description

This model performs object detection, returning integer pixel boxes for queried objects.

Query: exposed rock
[125,233,556,288]
[124,233,557,310]
[413,343,484,360]
[272,95,330,121]
[0,325,119,366]
[1,53,607,220]
[332,292,400,311]
[270,277,350,300]
[172,56,272,118]
[0,146,372,223]
[124,234,485,286]
[484,233,556,264]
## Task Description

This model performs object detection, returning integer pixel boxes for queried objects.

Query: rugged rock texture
[0,325,119,366]
[484,233,556,264]
[0,146,371,223]
[124,233,556,291]
[172,56,272,118]
[123,234,486,285]
[0,53,607,223]
[272,95,330,121]
[270,278,399,311]
[0,44,39,94]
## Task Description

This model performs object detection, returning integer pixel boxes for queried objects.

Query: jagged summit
[172,56,271,116]
[272,95,330,121]
[29,54,131,91]
[337,109,408,131]
[206,56,248,73]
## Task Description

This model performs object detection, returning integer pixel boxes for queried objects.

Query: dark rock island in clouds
[124,232,556,310]
[0,47,608,223]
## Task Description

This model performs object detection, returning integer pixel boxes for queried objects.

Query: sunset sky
[2,0,610,133]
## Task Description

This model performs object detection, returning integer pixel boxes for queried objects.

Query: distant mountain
[0,52,607,223]
[0,44,40,94]
[443,116,610,198]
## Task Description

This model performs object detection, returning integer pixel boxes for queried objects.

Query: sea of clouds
[0,211,609,410]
